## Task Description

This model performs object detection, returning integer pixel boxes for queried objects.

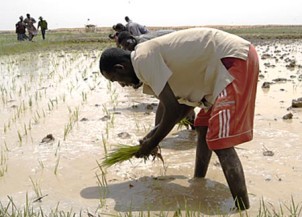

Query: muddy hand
[135,138,158,158]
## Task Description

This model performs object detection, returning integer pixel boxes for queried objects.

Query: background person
[37,16,48,40]
[124,16,149,36]
[15,16,28,41]
[108,23,127,47]
[117,30,175,50]
[24,13,37,41]
[99,27,259,210]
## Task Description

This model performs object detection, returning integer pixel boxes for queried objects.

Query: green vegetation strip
[2,25,302,56]
[102,144,140,167]
[0,30,113,56]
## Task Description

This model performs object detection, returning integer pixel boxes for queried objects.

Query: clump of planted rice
[102,144,140,168]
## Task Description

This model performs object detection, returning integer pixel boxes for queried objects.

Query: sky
[1,0,302,31]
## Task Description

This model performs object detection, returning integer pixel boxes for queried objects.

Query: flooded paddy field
[0,38,302,216]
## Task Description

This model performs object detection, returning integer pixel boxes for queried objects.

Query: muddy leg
[214,147,250,210]
[194,126,212,177]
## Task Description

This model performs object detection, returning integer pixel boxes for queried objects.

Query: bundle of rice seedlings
[102,144,140,168]
[177,117,193,130]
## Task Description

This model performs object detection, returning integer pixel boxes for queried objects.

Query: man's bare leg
[214,147,250,210]
[194,126,212,177]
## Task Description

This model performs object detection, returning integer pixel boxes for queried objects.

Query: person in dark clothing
[124,16,149,36]
[108,23,127,47]
[37,16,48,40]
[15,16,28,41]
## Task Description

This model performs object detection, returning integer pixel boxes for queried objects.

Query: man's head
[39,16,43,21]
[125,16,130,22]
[115,23,126,32]
[19,16,23,21]
[99,47,142,89]
[117,31,137,51]
[26,14,30,18]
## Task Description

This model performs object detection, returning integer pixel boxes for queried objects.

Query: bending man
[99,27,259,210]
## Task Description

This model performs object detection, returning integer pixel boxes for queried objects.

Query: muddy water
[0,41,302,216]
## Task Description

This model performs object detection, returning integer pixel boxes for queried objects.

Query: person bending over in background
[117,29,175,51]
[124,16,149,36]
[99,27,259,210]
[109,23,127,47]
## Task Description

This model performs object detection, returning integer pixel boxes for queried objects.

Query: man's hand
[135,138,158,158]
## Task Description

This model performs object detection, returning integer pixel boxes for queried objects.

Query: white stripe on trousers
[218,89,230,138]
[219,109,230,138]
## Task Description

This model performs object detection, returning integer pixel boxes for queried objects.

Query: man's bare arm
[137,83,193,156]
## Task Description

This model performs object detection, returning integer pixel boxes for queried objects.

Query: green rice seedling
[34,91,38,103]
[7,120,11,130]
[101,134,108,156]
[96,161,108,187]
[102,104,110,117]
[62,93,66,103]
[3,123,7,134]
[110,112,115,127]
[55,140,61,157]
[55,97,58,106]
[54,155,60,175]
[177,117,193,130]
[23,123,27,136]
[18,86,22,97]
[48,99,54,111]
[38,160,44,170]
[81,91,87,103]
[63,123,72,141]
[102,144,140,168]
[28,120,32,131]
[73,106,79,121]
[67,106,72,114]
[36,110,41,119]
[17,130,22,145]
[29,177,42,198]
[0,148,8,177]
[105,122,110,139]
[95,162,108,209]
[23,83,28,93]
[283,196,302,217]
[33,114,39,124]
[42,108,46,118]
[28,96,32,108]
[4,141,9,152]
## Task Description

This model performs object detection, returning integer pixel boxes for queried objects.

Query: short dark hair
[99,47,130,74]
[125,16,130,22]
[115,23,126,32]
[117,31,133,44]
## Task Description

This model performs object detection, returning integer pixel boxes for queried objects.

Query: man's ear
[113,64,124,71]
